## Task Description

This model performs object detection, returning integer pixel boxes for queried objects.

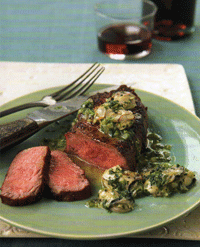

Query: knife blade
[0,95,88,151]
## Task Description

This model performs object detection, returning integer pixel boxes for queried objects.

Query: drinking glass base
[153,25,195,41]
[102,49,151,60]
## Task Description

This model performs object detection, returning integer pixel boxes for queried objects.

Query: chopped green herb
[86,131,196,213]
[74,92,138,142]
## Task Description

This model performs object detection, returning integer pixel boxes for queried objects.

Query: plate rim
[0,86,200,240]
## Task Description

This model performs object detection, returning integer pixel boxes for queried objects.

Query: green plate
[0,85,200,239]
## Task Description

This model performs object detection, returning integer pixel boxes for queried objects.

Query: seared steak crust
[65,85,148,171]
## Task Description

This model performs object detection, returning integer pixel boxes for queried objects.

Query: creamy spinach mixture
[86,132,196,213]
[41,92,197,214]
[74,91,140,141]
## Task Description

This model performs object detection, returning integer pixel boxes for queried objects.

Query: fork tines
[51,63,105,101]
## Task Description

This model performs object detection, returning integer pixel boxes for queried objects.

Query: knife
[0,95,88,151]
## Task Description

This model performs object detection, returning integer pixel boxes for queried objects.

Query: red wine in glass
[151,0,196,40]
[97,23,152,59]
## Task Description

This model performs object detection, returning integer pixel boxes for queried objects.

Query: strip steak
[48,150,91,201]
[65,85,148,171]
[0,146,50,206]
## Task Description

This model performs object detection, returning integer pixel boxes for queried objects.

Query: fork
[0,62,105,118]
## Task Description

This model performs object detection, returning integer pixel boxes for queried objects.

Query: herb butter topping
[76,91,139,140]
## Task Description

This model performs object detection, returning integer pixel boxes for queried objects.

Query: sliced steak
[0,146,51,206]
[65,85,148,171]
[48,150,91,201]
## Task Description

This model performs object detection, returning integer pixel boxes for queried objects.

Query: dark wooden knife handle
[0,118,40,151]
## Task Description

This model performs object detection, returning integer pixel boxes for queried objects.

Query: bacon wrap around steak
[65,85,148,171]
